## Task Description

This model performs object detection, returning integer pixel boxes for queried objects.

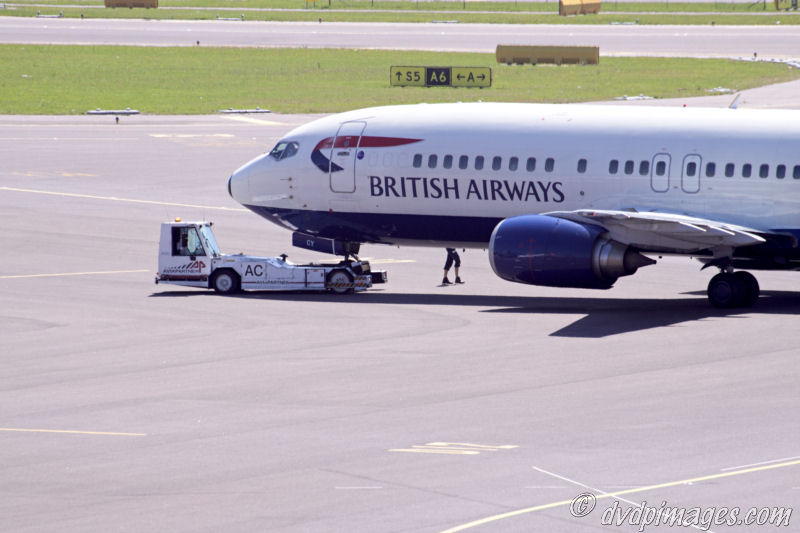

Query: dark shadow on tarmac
[149,289,800,338]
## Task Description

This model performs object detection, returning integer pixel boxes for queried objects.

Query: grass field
[2,45,798,114]
[5,1,800,24]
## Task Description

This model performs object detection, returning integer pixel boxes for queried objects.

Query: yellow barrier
[774,0,798,9]
[559,0,601,15]
[496,45,599,66]
[104,0,157,7]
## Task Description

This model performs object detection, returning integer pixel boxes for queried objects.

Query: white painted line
[532,466,603,493]
[720,456,800,472]
[532,466,714,533]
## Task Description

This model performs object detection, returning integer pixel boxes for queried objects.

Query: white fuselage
[228,102,800,250]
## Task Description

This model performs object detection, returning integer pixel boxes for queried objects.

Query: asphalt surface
[2,13,799,530]
[2,16,800,59]
[2,109,799,532]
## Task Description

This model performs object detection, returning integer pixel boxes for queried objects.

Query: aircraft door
[681,154,702,194]
[329,121,366,193]
[650,153,671,193]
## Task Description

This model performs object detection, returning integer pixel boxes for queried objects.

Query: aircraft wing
[544,209,770,254]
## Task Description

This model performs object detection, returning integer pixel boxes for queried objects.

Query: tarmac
[3,16,800,60]
[2,102,799,532]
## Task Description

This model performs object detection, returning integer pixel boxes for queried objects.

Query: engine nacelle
[489,215,655,289]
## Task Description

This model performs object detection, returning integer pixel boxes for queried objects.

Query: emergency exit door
[329,121,365,193]
[650,153,671,193]
[682,154,702,194]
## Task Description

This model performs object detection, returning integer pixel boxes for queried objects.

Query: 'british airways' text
[369,176,565,203]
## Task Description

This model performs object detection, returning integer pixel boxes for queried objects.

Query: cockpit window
[269,141,299,161]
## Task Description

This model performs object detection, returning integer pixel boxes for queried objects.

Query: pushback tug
[155,219,387,294]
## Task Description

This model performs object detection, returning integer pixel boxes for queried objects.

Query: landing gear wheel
[326,269,353,294]
[707,272,741,308]
[734,271,759,307]
[212,270,240,294]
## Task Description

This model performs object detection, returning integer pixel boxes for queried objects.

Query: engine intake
[489,215,655,289]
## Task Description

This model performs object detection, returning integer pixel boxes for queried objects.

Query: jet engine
[489,215,655,289]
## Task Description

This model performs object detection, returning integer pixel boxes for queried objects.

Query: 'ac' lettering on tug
[369,176,564,203]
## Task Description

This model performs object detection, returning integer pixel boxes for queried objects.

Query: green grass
[1,45,798,114]
[4,2,799,23]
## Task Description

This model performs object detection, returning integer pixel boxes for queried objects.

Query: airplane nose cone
[227,164,252,204]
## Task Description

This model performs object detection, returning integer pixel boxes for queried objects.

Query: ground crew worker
[442,248,464,285]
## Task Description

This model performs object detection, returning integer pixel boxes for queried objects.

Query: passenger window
[609,160,619,174]
[639,161,649,176]
[443,155,453,169]
[577,159,587,173]
[526,157,536,172]
[742,164,752,178]
[459,155,469,170]
[759,164,769,178]
[794,165,800,179]
[656,161,666,176]
[492,156,502,171]
[624,160,634,175]
[413,154,422,168]
[725,163,735,177]
[475,156,484,170]
[706,163,716,177]
[545,158,554,172]
[428,154,438,169]
[509,157,519,171]
[268,141,299,161]
[777,164,786,179]
[686,162,697,177]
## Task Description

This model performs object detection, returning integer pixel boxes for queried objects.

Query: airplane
[226,102,800,308]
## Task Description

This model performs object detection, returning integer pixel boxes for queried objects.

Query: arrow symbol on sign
[457,74,465,80]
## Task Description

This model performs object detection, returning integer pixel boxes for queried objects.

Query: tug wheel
[326,269,353,295]
[212,269,241,294]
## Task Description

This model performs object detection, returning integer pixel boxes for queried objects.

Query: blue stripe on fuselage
[244,204,502,244]
[243,204,800,262]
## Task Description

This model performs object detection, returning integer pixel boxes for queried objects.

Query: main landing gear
[706,268,760,308]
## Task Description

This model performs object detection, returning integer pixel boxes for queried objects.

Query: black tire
[326,269,353,294]
[212,269,240,294]
[734,271,759,307]
[707,272,742,308]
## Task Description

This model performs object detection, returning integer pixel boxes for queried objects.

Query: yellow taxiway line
[0,269,148,280]
[362,259,416,265]
[0,186,247,212]
[223,115,286,127]
[0,427,146,437]
[440,458,800,533]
